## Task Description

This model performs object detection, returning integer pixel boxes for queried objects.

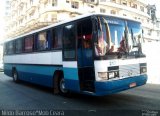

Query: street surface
[0,72,160,116]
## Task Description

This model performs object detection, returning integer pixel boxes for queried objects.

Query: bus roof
[4,13,141,43]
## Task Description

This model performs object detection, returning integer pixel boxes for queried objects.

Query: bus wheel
[13,70,19,83]
[58,77,69,95]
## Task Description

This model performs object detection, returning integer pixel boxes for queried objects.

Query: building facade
[4,0,160,41]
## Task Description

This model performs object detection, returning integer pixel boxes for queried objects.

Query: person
[95,32,109,56]
[118,37,127,53]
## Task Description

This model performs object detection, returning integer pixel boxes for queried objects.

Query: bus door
[77,18,95,92]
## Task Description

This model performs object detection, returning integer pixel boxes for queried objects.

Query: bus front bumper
[94,74,147,96]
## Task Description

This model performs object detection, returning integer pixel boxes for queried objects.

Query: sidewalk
[143,42,160,84]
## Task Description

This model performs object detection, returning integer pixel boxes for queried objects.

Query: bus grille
[119,64,140,77]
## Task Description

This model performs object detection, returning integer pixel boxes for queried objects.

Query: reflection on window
[71,1,79,9]
[37,32,48,50]
[111,10,116,15]
[24,36,34,52]
[52,0,57,6]
[100,8,106,13]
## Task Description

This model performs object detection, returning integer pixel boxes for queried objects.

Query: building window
[111,10,116,14]
[66,0,70,3]
[29,11,35,18]
[157,31,160,36]
[30,0,33,5]
[85,0,95,2]
[123,14,127,16]
[37,32,48,50]
[121,0,127,6]
[52,0,57,6]
[100,8,106,13]
[148,30,152,36]
[71,1,79,9]
[52,27,62,49]
[110,0,116,3]
[88,5,94,8]
[140,6,144,12]
[132,3,137,9]
[24,36,34,52]
[44,2,48,8]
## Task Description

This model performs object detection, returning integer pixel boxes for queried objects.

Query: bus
[3,13,147,96]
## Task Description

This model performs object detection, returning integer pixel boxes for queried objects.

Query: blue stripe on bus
[4,64,63,87]
[63,67,80,92]
[4,64,80,92]
[63,67,79,80]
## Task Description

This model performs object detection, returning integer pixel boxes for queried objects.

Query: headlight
[98,72,108,80]
[108,72,115,79]
[108,71,119,79]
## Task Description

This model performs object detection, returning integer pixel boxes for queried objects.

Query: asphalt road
[0,72,160,116]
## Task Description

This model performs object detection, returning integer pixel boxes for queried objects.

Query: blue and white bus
[3,13,147,96]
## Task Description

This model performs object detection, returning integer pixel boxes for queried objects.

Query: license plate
[129,82,136,88]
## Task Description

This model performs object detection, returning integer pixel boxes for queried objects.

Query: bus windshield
[94,16,145,59]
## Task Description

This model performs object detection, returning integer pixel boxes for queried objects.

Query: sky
[0,0,5,43]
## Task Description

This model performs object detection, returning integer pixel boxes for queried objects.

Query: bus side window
[63,24,76,60]
[37,31,48,51]
[15,39,23,53]
[7,41,15,54]
[24,36,34,52]
[52,27,62,49]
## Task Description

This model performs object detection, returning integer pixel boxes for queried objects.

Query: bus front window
[94,16,126,58]
[94,16,145,59]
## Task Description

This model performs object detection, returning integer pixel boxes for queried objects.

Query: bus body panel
[94,58,146,81]
[3,51,63,65]
[94,74,147,96]
[63,61,80,92]
[4,63,63,87]
[3,51,63,87]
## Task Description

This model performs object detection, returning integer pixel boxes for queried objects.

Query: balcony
[99,1,150,18]
[39,0,48,4]
[26,1,38,14]
[137,0,148,5]
[84,0,98,5]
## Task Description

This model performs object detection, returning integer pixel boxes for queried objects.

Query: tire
[13,69,19,83]
[58,76,69,96]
